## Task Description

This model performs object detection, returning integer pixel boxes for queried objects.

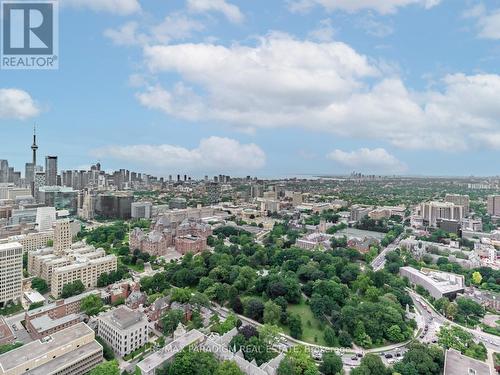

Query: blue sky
[1,0,500,177]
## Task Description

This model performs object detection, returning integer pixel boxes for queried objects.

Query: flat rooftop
[444,349,491,375]
[0,241,22,252]
[26,341,102,375]
[401,267,464,294]
[27,290,98,317]
[137,329,204,373]
[100,306,146,330]
[0,323,93,373]
[30,313,80,332]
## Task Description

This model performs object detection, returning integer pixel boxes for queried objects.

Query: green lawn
[284,302,327,346]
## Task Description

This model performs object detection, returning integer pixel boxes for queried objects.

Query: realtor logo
[1,0,58,69]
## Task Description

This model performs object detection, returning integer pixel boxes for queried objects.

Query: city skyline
[2,0,500,176]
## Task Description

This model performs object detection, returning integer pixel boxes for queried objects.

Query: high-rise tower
[31,124,38,166]
[29,125,38,196]
[45,155,58,186]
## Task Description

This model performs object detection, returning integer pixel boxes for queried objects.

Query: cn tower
[30,124,38,196]
[32,124,38,166]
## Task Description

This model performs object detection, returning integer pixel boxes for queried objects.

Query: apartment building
[350,205,373,222]
[487,195,500,217]
[0,242,23,306]
[444,194,470,214]
[420,201,464,227]
[0,323,103,375]
[97,306,148,357]
[50,255,117,298]
[0,231,53,253]
[54,219,72,254]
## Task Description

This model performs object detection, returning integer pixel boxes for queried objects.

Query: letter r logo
[2,2,53,55]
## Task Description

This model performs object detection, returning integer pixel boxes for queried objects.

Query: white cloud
[463,4,500,40]
[327,148,407,173]
[357,14,394,37]
[308,19,336,41]
[477,10,500,39]
[135,34,500,152]
[187,0,244,23]
[0,89,40,119]
[142,33,378,112]
[288,0,440,14]
[62,0,141,15]
[104,14,204,46]
[104,22,146,46]
[92,136,266,172]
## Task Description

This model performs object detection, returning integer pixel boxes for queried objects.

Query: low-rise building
[400,266,465,299]
[347,237,379,253]
[137,326,204,375]
[296,232,333,250]
[175,235,207,254]
[25,290,100,339]
[0,316,14,345]
[97,306,148,357]
[0,322,103,375]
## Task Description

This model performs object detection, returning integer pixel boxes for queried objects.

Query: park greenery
[141,220,416,349]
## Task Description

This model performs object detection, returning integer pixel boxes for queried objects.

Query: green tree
[81,294,103,316]
[351,354,389,375]
[288,314,303,339]
[258,324,281,346]
[31,277,48,294]
[171,288,192,303]
[88,360,120,375]
[215,361,244,375]
[445,302,458,320]
[319,352,343,375]
[472,271,482,285]
[277,345,319,375]
[263,300,281,325]
[190,292,210,309]
[323,326,337,347]
[168,348,219,375]
[434,297,450,315]
[96,337,115,360]
[437,325,487,361]
[61,280,85,298]
[387,325,404,343]
[394,342,443,375]
[455,297,485,325]
[245,299,265,322]
[162,309,185,336]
